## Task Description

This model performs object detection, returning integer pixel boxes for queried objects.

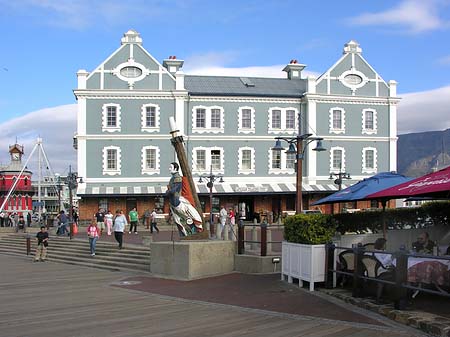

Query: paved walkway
[0,254,428,337]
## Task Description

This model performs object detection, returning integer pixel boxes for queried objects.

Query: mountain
[397,129,450,177]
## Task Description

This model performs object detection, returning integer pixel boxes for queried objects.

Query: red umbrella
[367,165,450,200]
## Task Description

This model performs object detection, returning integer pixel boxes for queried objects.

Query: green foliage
[284,214,336,244]
[333,201,450,234]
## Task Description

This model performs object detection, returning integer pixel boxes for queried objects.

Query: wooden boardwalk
[0,255,427,337]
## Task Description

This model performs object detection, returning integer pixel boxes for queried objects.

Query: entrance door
[238,198,254,221]
[126,198,137,215]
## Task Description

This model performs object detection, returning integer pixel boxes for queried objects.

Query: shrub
[284,214,335,244]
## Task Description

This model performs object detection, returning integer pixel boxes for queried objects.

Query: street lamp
[273,132,325,214]
[329,167,351,191]
[66,165,83,240]
[198,165,224,236]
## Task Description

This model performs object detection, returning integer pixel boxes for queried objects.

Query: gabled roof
[185,75,307,98]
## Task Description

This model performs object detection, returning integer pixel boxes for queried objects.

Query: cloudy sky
[0,0,449,174]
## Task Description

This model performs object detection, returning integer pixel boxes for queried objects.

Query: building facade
[74,30,399,221]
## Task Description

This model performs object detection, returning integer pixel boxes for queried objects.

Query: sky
[0,0,449,175]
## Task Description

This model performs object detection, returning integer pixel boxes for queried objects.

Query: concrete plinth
[150,240,235,280]
[234,254,281,274]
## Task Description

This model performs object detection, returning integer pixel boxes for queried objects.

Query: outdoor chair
[338,250,355,287]
[363,243,375,251]
[361,255,395,302]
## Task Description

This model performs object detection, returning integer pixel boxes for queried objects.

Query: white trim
[361,108,377,135]
[362,147,377,174]
[175,97,185,135]
[268,148,295,175]
[330,146,346,172]
[268,107,298,134]
[389,104,398,172]
[238,147,255,175]
[192,105,225,134]
[329,107,345,134]
[140,103,160,132]
[141,146,160,175]
[102,146,121,176]
[338,68,369,93]
[111,58,150,89]
[101,103,121,132]
[192,146,225,175]
[237,106,255,134]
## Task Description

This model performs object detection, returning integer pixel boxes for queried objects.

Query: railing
[325,243,450,310]
[237,221,283,256]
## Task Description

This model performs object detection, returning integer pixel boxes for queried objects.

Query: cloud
[397,85,450,134]
[0,104,77,175]
[348,0,450,34]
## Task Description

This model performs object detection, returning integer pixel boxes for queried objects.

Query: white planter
[281,241,326,291]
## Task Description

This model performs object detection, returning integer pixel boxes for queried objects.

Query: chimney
[121,30,143,45]
[343,40,362,54]
[282,59,306,80]
[163,56,184,75]
[77,69,89,89]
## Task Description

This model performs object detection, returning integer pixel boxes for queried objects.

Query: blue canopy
[312,172,412,205]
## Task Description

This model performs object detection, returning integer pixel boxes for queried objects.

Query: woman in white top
[104,210,113,236]
[113,210,127,249]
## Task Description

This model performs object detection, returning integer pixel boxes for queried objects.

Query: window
[212,197,220,213]
[329,107,345,134]
[330,147,345,172]
[268,107,298,134]
[99,199,108,212]
[286,152,296,169]
[362,109,377,135]
[268,147,296,174]
[120,66,142,78]
[238,107,255,133]
[362,147,377,173]
[238,147,255,174]
[141,146,160,175]
[192,147,224,174]
[102,146,121,175]
[146,107,155,127]
[102,104,121,132]
[141,104,160,132]
[192,106,224,133]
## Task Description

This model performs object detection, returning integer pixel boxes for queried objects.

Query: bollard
[26,235,31,256]
[266,228,272,255]
[250,226,258,250]
[69,221,74,240]
[216,222,222,240]
[260,222,267,256]
[223,224,229,240]
[238,220,244,254]
[394,246,408,310]
[325,243,336,289]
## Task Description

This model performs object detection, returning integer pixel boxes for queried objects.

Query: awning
[77,182,348,196]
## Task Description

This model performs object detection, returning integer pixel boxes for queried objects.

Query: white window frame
[192,105,224,134]
[329,107,345,134]
[268,148,295,174]
[330,146,346,172]
[102,103,121,132]
[192,146,224,174]
[268,107,298,134]
[362,108,378,135]
[362,147,377,173]
[102,146,121,175]
[238,147,255,174]
[238,106,255,134]
[141,146,160,175]
[141,104,160,132]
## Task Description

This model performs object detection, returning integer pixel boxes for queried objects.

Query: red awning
[367,166,450,200]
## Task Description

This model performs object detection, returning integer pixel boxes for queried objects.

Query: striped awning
[77,182,348,196]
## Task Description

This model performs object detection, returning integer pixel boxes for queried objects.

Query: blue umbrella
[312,172,412,205]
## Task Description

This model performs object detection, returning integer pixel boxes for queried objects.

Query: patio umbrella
[367,165,450,200]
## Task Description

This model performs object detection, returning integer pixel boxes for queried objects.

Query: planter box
[281,241,326,291]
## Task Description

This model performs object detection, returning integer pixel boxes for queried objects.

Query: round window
[344,74,363,85]
[120,66,142,78]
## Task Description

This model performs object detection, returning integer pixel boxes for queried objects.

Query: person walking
[57,210,69,236]
[128,207,139,234]
[87,221,100,256]
[94,208,105,235]
[26,212,32,227]
[113,209,127,249]
[150,209,160,234]
[228,207,236,241]
[104,210,113,236]
[34,226,49,262]
[219,206,228,240]
[16,215,26,233]
[143,209,151,229]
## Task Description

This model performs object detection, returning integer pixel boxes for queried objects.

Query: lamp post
[66,165,82,240]
[272,129,325,214]
[198,165,224,236]
[329,167,351,191]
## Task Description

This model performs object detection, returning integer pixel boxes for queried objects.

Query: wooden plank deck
[0,255,427,337]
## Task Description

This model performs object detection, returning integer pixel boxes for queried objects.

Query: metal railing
[325,243,450,310]
[237,221,282,256]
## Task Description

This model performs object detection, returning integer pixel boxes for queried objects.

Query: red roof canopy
[367,166,450,200]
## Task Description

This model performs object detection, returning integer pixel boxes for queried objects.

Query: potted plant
[282,214,335,291]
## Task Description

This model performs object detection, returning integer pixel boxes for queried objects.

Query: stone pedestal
[150,240,235,280]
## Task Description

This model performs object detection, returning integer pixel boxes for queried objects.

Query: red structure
[0,144,34,215]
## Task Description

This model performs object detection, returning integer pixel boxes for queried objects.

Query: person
[412,232,436,254]
[150,209,159,234]
[372,238,394,270]
[56,210,69,236]
[128,207,139,234]
[143,209,151,230]
[72,210,79,226]
[87,221,99,256]
[166,162,203,237]
[16,215,26,233]
[219,206,228,240]
[34,226,49,262]
[26,212,32,227]
[104,210,113,236]
[228,207,236,241]
[94,208,105,235]
[0,211,4,227]
[113,209,127,249]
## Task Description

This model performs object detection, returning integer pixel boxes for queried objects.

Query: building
[0,144,34,215]
[31,175,70,219]
[74,30,399,221]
